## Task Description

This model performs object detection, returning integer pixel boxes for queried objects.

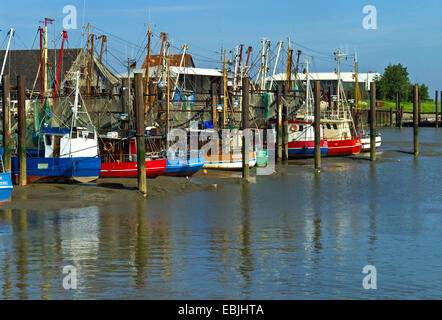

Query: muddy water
[0,127,441,299]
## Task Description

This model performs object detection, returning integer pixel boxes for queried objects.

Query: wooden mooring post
[396,92,400,127]
[413,85,419,156]
[276,85,283,163]
[282,85,289,161]
[211,82,218,129]
[436,90,439,129]
[314,80,321,171]
[370,82,376,162]
[418,91,422,126]
[17,75,27,185]
[2,75,11,172]
[242,77,250,179]
[134,73,147,195]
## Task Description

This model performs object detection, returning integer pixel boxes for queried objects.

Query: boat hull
[288,141,329,158]
[100,159,167,178]
[361,136,382,152]
[11,156,102,184]
[162,155,205,177]
[325,138,362,156]
[0,173,13,204]
[204,152,257,170]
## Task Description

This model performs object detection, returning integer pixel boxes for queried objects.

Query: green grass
[361,99,437,112]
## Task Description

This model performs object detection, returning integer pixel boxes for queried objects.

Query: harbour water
[0,127,441,299]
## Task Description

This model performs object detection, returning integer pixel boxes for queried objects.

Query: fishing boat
[11,71,101,184]
[162,150,205,177]
[0,149,13,204]
[288,120,328,157]
[360,131,382,152]
[198,129,257,170]
[321,118,362,156]
[287,61,328,158]
[353,52,381,153]
[99,135,167,178]
[321,50,362,157]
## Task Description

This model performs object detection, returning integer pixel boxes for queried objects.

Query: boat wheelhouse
[99,135,167,178]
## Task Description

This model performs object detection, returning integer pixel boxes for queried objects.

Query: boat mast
[263,40,271,90]
[223,50,227,128]
[354,51,361,113]
[269,41,283,90]
[72,71,80,128]
[286,38,293,90]
[334,49,347,116]
[144,23,151,115]
[305,59,311,117]
[256,39,265,90]
[0,28,14,86]
[172,44,188,101]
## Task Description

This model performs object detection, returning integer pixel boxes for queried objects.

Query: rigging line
[30,29,40,50]
[90,25,144,50]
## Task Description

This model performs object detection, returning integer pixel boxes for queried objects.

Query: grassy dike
[361,99,436,112]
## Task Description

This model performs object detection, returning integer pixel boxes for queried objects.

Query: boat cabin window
[326,124,331,130]
[299,125,304,131]
[333,124,338,130]
[44,135,52,146]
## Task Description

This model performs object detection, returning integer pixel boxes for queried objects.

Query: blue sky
[1,0,442,96]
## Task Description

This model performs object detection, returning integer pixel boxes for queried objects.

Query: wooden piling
[17,75,27,186]
[370,82,376,162]
[211,82,218,129]
[282,85,289,161]
[396,92,400,127]
[400,106,404,128]
[418,91,422,126]
[436,90,439,129]
[1,75,11,172]
[242,77,250,179]
[276,85,283,162]
[413,85,419,156]
[390,108,393,127]
[314,80,321,171]
[134,73,147,195]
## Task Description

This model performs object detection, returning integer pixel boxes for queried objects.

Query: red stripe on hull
[325,138,362,156]
[100,159,167,178]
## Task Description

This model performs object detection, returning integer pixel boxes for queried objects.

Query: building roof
[118,66,223,79]
[141,54,195,69]
[0,49,83,91]
[267,72,380,83]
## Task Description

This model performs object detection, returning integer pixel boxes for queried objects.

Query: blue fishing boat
[11,71,101,184]
[0,148,13,204]
[162,150,205,177]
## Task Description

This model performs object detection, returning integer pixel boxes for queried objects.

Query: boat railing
[321,110,352,120]
[101,153,164,163]
[325,135,361,142]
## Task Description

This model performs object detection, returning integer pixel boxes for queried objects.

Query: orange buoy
[290,124,299,132]
[202,169,208,175]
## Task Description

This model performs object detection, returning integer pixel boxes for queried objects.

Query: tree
[419,84,429,101]
[375,64,411,101]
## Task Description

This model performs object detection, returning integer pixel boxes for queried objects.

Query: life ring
[104,142,114,152]
[290,124,299,132]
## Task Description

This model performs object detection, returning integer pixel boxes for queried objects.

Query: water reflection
[0,128,440,299]
[238,183,253,293]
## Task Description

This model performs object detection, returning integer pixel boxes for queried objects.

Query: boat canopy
[40,127,70,135]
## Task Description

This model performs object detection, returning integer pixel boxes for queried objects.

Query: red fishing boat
[322,118,362,156]
[99,135,166,178]
[320,50,362,157]
[288,120,329,158]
